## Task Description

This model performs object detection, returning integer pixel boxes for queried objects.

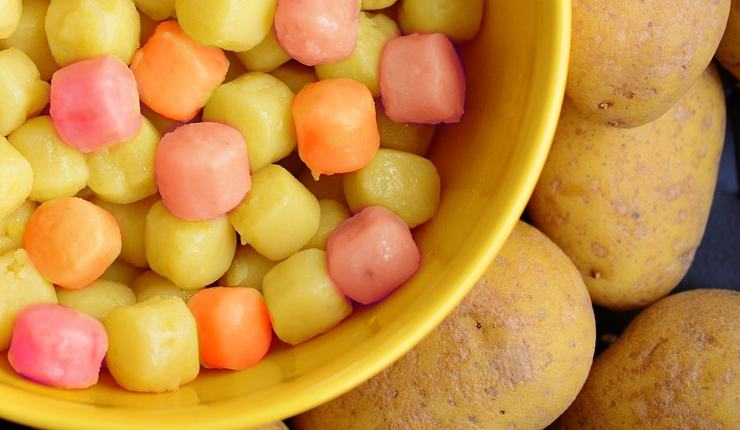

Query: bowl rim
[0,2,571,428]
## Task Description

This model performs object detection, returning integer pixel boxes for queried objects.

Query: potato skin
[293,222,595,430]
[567,0,729,127]
[556,289,740,429]
[717,0,740,79]
[529,65,725,311]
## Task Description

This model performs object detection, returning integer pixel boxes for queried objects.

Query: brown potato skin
[717,0,740,78]
[556,289,740,429]
[568,0,729,128]
[293,222,595,430]
[529,65,725,311]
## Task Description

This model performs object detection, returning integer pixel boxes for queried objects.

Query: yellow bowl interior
[0,1,570,428]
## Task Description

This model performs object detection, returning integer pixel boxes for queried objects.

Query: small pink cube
[380,33,466,125]
[275,0,360,66]
[327,206,420,305]
[8,304,108,389]
[50,55,143,153]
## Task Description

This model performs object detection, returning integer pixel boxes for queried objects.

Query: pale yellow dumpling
[176,0,276,51]
[56,280,136,320]
[8,116,89,202]
[133,0,174,21]
[344,148,440,228]
[0,0,59,80]
[219,245,277,291]
[131,271,197,302]
[399,0,484,43]
[0,200,36,256]
[229,165,320,261]
[377,102,436,155]
[303,200,351,250]
[362,0,396,10]
[146,201,236,290]
[0,136,33,219]
[270,61,318,94]
[86,118,159,204]
[92,196,157,268]
[45,0,141,66]
[100,259,145,286]
[203,72,296,172]
[237,28,290,73]
[104,296,199,392]
[0,0,21,38]
[0,249,57,350]
[263,249,352,345]
[316,12,399,97]
[0,47,49,136]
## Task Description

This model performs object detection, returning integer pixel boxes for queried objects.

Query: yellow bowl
[0,1,570,428]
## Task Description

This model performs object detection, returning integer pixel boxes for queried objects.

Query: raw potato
[8,116,89,202]
[0,0,59,80]
[100,259,144,286]
[56,280,136,320]
[219,245,277,291]
[0,47,49,136]
[146,201,236,290]
[316,12,399,97]
[203,72,296,172]
[92,196,157,268]
[104,296,199,392]
[229,165,320,261]
[376,101,436,155]
[262,249,352,345]
[0,200,36,256]
[529,66,725,310]
[556,290,740,429]
[236,29,290,73]
[294,222,596,429]
[399,0,483,43]
[0,249,57,351]
[0,137,33,219]
[270,61,318,94]
[298,169,346,203]
[344,148,441,228]
[175,0,276,51]
[567,0,729,127]
[86,118,159,204]
[132,270,197,302]
[362,0,396,10]
[45,0,141,66]
[303,199,351,250]
[133,0,174,21]
[0,0,21,38]
[716,0,740,79]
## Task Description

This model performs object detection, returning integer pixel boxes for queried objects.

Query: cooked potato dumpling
[376,102,436,155]
[100,259,145,286]
[0,47,49,136]
[45,0,141,66]
[316,12,399,97]
[0,200,36,256]
[204,72,296,172]
[230,165,320,261]
[270,61,318,94]
[176,0,275,51]
[146,201,236,290]
[104,296,199,392]
[92,196,156,268]
[86,118,159,205]
[0,0,21,38]
[219,246,277,291]
[0,249,57,351]
[0,0,59,80]
[344,148,440,228]
[0,136,33,219]
[399,0,483,43]
[56,280,136,320]
[8,116,89,202]
[236,29,290,73]
[263,249,352,345]
[132,270,197,302]
[303,199,350,250]
[133,0,174,21]
[362,0,396,10]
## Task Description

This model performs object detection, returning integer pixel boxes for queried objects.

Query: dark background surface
[3,67,739,428]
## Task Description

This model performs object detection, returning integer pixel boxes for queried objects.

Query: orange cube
[131,21,229,122]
